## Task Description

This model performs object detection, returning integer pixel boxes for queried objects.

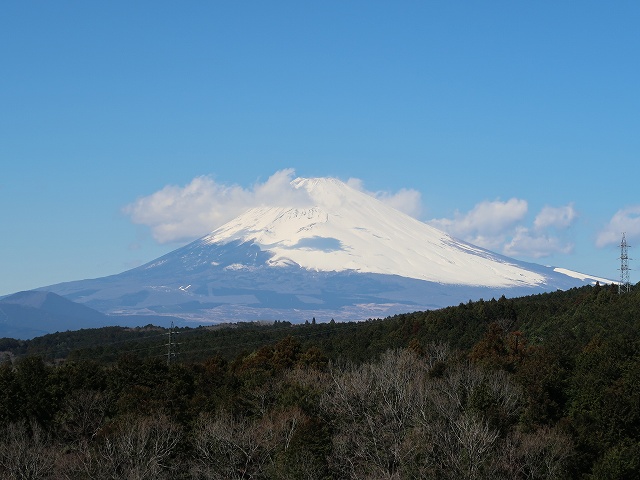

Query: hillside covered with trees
[0,282,638,478]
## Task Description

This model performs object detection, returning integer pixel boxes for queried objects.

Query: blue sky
[1,1,639,296]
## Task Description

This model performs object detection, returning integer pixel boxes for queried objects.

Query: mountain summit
[42,177,610,325]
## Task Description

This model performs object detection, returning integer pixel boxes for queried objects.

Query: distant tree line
[0,282,638,478]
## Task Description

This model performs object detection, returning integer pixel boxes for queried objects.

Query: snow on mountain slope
[201,177,544,287]
[552,267,612,284]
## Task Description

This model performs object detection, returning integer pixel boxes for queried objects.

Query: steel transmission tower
[165,321,180,365]
[619,233,631,294]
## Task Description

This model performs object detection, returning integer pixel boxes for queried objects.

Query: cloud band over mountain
[123,169,632,261]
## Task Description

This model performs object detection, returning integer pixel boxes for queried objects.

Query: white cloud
[534,204,577,230]
[123,168,311,243]
[428,199,578,258]
[596,205,640,247]
[428,198,528,250]
[346,178,423,218]
[251,168,313,207]
[504,226,574,258]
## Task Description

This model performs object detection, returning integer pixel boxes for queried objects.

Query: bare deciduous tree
[0,421,58,480]
[437,413,500,480]
[191,407,302,480]
[498,426,574,479]
[414,362,524,479]
[80,414,182,480]
[55,389,109,444]
[423,342,451,370]
[322,349,428,479]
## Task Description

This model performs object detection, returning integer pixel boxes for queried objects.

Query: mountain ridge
[0,291,108,339]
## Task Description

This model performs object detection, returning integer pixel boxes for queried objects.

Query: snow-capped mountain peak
[201,177,545,287]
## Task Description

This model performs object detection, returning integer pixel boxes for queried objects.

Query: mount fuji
[39,177,610,326]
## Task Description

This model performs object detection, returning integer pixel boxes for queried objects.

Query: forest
[0,282,638,479]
